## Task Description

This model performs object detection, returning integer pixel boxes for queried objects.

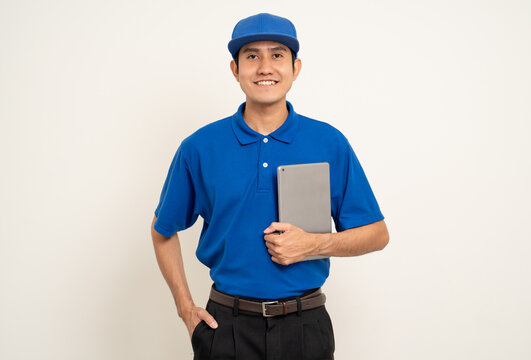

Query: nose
[257,55,273,75]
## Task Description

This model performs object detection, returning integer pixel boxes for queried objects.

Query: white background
[1,0,530,359]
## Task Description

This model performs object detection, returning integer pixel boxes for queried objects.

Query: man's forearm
[151,216,194,318]
[313,219,389,257]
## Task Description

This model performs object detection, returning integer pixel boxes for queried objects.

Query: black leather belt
[209,286,326,317]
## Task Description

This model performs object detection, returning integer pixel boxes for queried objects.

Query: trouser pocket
[192,301,216,360]
[302,306,335,360]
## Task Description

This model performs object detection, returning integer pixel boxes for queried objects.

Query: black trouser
[191,286,335,360]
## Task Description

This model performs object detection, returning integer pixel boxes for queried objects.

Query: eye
[273,53,283,59]
[247,54,258,59]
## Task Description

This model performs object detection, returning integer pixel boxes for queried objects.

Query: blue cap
[228,13,299,60]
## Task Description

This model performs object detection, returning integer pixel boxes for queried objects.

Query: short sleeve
[333,142,384,232]
[153,143,201,237]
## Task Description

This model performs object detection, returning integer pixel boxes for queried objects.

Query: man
[151,12,389,360]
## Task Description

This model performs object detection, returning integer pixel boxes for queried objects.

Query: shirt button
[263,137,268,143]
[263,162,268,168]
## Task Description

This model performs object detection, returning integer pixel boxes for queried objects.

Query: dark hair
[234,48,297,71]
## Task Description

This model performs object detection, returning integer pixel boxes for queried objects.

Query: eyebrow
[241,46,288,54]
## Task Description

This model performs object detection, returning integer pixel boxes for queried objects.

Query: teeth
[257,81,277,85]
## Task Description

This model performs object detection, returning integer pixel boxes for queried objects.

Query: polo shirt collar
[232,100,299,145]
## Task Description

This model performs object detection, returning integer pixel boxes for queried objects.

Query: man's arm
[263,220,389,265]
[313,219,389,257]
[151,216,218,338]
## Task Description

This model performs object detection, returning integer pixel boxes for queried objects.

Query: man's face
[230,40,302,107]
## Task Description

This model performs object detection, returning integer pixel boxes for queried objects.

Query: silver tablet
[277,162,331,261]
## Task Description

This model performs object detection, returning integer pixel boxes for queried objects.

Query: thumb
[199,308,218,329]
[264,222,290,233]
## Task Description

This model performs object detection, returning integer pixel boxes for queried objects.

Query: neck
[242,98,289,136]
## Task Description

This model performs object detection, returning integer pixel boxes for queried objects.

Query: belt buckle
[261,301,279,317]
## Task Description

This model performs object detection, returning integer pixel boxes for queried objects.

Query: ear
[230,59,239,82]
[292,57,302,81]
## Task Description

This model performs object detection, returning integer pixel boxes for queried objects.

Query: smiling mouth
[255,80,278,86]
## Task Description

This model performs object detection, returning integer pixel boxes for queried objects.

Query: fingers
[267,246,300,265]
[264,239,278,251]
[197,308,218,329]
[265,239,289,264]
[266,245,278,257]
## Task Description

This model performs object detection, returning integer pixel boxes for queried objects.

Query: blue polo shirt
[154,100,384,299]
